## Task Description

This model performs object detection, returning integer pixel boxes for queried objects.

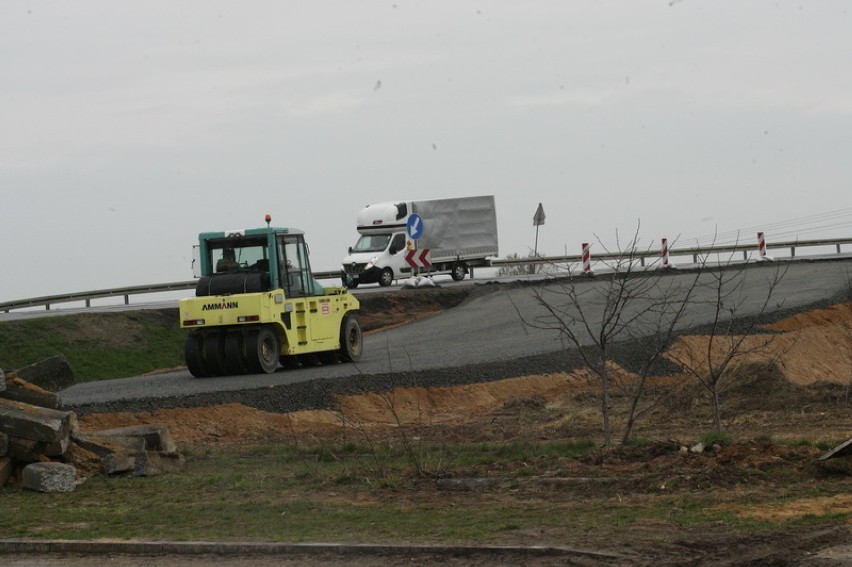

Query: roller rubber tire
[185,332,211,378]
[203,332,227,376]
[245,327,280,374]
[224,331,248,376]
[338,314,363,362]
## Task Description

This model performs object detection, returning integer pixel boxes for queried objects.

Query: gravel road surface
[58,259,852,415]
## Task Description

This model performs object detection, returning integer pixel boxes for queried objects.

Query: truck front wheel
[338,314,363,362]
[379,268,394,287]
[451,262,467,281]
[246,327,280,374]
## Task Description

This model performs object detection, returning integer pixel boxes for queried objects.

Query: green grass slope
[0,309,184,382]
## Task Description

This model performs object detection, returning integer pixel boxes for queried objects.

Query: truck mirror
[389,245,398,255]
[348,246,353,254]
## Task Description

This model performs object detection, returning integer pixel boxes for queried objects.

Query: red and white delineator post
[661,238,671,268]
[582,242,592,274]
[757,231,773,261]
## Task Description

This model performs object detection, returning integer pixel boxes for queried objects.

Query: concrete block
[0,457,13,487]
[8,437,41,461]
[133,451,185,477]
[74,433,145,457]
[87,424,177,453]
[102,451,137,476]
[22,462,76,493]
[0,398,75,447]
[15,355,76,393]
[0,372,60,409]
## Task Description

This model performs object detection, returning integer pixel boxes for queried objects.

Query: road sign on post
[407,213,424,241]
[533,203,545,261]
[405,248,431,268]
[533,203,546,227]
[406,213,426,275]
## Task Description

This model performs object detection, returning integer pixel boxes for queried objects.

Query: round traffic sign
[406,213,424,240]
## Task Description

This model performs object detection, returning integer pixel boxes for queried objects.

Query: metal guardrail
[489,236,852,269]
[2,238,850,313]
[0,271,343,313]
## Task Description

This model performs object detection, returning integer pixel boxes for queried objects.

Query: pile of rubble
[0,356,183,493]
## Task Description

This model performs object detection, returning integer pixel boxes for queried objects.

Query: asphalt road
[58,259,852,410]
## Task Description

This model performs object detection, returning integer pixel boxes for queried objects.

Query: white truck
[341,195,499,288]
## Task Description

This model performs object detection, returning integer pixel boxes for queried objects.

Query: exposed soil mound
[80,373,583,445]
[664,360,812,414]
[764,302,852,332]
[666,302,852,386]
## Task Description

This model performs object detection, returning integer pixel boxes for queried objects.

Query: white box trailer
[341,195,498,288]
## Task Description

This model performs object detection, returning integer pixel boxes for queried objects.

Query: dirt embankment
[83,297,852,446]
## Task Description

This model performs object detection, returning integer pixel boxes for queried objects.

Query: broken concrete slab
[0,398,75,449]
[0,372,60,409]
[0,456,13,487]
[22,462,76,493]
[86,424,177,453]
[73,433,146,457]
[15,355,76,393]
[8,437,41,461]
[133,451,185,477]
[102,451,137,476]
[76,425,183,477]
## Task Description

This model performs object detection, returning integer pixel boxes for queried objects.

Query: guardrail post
[124,294,130,305]
[582,243,592,274]
[85,299,91,308]
[838,244,842,254]
[791,246,796,258]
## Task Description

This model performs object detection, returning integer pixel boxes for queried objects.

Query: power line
[685,208,852,247]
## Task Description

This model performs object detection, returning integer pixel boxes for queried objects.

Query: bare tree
[512,226,794,443]
[512,226,702,445]
[666,257,789,434]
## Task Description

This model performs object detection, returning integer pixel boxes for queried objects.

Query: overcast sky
[2,1,851,302]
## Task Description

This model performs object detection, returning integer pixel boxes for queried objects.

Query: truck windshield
[351,234,391,253]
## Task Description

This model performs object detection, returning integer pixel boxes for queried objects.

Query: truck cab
[343,230,409,288]
[341,202,412,288]
[180,218,362,377]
